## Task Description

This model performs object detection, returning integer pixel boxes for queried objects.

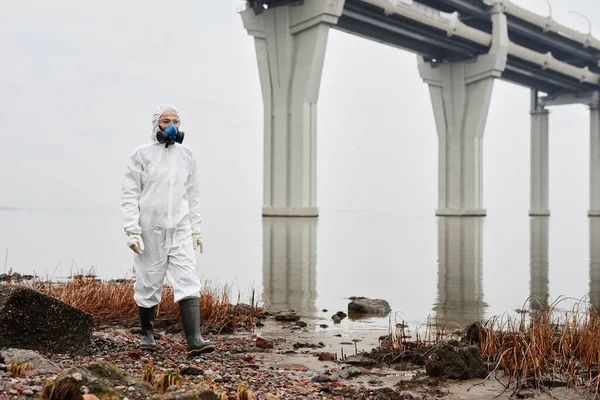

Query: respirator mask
[156,123,185,148]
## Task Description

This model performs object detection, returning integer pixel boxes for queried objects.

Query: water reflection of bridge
[590,219,600,311]
[432,216,551,326]
[261,217,317,317]
[433,217,486,327]
[261,215,599,326]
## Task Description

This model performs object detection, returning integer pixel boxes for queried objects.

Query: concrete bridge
[240,0,600,217]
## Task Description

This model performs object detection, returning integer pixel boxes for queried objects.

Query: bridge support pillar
[418,5,508,216]
[241,1,344,217]
[590,103,600,216]
[530,91,550,216]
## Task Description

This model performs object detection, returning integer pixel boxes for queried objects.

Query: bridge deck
[247,0,600,94]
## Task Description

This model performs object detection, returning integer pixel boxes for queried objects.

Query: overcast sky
[1,0,600,216]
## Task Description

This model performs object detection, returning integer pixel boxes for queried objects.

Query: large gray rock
[348,297,391,316]
[0,285,94,354]
[424,340,487,380]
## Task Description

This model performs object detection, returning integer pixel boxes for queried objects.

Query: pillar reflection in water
[262,217,317,317]
[529,217,549,312]
[434,217,486,327]
[590,218,600,310]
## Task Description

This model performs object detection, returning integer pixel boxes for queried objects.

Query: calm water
[0,206,597,332]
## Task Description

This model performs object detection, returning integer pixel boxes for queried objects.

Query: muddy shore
[0,313,592,400]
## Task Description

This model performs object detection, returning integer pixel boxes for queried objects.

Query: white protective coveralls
[121,104,202,308]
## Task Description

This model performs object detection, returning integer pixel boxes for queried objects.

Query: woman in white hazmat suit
[121,103,215,356]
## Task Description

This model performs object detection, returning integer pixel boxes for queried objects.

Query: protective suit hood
[151,103,180,143]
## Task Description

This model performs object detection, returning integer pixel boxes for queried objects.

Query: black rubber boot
[179,298,215,356]
[138,306,156,351]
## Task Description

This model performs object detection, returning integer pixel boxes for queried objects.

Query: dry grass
[236,381,253,400]
[25,273,261,333]
[9,360,31,378]
[478,298,600,397]
[372,302,600,398]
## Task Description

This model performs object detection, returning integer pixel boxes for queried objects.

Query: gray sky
[1,0,599,216]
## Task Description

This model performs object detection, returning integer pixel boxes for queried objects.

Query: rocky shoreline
[1,284,596,399]
[0,319,590,399]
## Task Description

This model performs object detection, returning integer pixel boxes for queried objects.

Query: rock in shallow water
[348,297,391,316]
[424,340,487,380]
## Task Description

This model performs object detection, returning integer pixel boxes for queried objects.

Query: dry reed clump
[141,366,183,395]
[27,274,261,333]
[9,360,31,378]
[478,298,600,396]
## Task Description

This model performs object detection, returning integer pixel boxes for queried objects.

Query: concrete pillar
[590,103,600,216]
[529,217,549,312]
[262,217,317,316]
[433,217,486,327]
[530,91,550,216]
[589,218,600,310]
[418,5,508,216]
[241,1,345,217]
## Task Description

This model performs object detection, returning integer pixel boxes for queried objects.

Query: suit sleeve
[121,150,144,235]
[186,154,202,234]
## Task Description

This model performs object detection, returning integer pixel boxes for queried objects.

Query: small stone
[318,352,335,362]
[166,385,178,392]
[312,375,335,383]
[516,389,535,399]
[181,366,203,376]
[9,389,18,395]
[72,372,83,382]
[274,310,300,322]
[256,337,272,349]
[128,350,141,359]
[31,386,42,392]
[23,390,34,396]
[80,385,90,394]
[128,386,136,392]
[115,385,126,390]
[296,321,308,328]
[342,355,376,367]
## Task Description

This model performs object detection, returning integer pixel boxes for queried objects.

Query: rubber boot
[179,298,215,356]
[138,306,156,351]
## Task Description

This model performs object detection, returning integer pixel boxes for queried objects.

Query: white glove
[192,233,203,253]
[127,234,144,255]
